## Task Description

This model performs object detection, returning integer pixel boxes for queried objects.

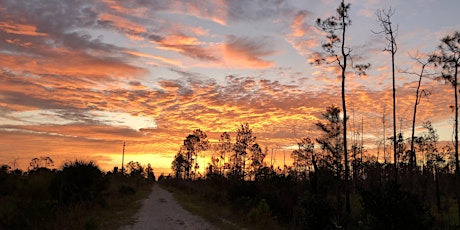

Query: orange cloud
[99,13,147,38]
[124,50,182,67]
[0,21,47,36]
[223,36,276,68]
[287,10,322,56]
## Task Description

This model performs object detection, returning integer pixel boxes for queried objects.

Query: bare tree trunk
[454,64,460,225]
[392,44,398,184]
[340,3,350,214]
[456,64,459,173]
[410,63,427,169]
[375,7,398,183]
[312,155,318,194]
[409,60,428,191]
[435,165,441,211]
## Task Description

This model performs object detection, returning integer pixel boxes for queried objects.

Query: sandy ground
[121,184,216,230]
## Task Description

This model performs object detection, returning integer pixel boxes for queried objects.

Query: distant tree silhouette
[291,142,307,179]
[314,0,369,213]
[232,123,256,179]
[126,161,144,178]
[292,137,316,180]
[316,105,343,177]
[29,157,40,170]
[144,163,155,181]
[190,129,209,178]
[430,31,460,222]
[401,54,432,169]
[248,143,265,180]
[420,121,444,210]
[40,156,54,168]
[218,132,233,175]
[172,129,209,180]
[396,133,406,164]
[374,7,399,182]
[172,151,186,179]
[184,134,200,179]
[292,137,319,192]
[29,156,54,170]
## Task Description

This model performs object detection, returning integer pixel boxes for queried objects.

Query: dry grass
[162,184,259,230]
[97,185,153,229]
[49,184,154,229]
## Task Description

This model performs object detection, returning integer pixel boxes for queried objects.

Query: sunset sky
[1,0,459,174]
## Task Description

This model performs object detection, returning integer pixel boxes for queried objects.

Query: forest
[163,1,460,229]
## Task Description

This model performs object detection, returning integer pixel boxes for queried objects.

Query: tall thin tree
[430,31,460,223]
[315,0,351,214]
[402,53,431,169]
[373,7,398,182]
[314,0,369,214]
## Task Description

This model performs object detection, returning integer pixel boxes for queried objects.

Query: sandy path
[121,184,216,230]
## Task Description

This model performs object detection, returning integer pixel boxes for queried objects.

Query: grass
[97,184,153,229]
[430,196,459,229]
[53,183,154,229]
[161,184,244,230]
[160,183,285,230]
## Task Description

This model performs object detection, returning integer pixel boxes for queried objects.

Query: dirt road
[121,184,216,230]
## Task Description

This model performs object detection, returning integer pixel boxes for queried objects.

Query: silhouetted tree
[232,123,256,179]
[184,134,199,179]
[172,150,186,179]
[249,143,265,180]
[191,129,209,177]
[292,137,317,180]
[374,6,399,182]
[430,31,460,222]
[316,105,343,177]
[218,131,233,175]
[30,157,40,170]
[144,163,155,181]
[40,156,54,168]
[314,1,369,213]
[402,54,432,168]
[29,156,54,170]
[177,129,210,179]
[420,121,445,210]
[126,161,144,178]
[291,145,307,179]
[293,137,319,193]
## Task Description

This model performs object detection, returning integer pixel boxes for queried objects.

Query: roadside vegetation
[0,159,155,229]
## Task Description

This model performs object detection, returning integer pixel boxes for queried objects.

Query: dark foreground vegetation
[165,108,459,229]
[0,159,155,230]
[161,164,455,229]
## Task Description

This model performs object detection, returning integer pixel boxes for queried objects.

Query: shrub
[52,160,107,205]
[247,199,273,229]
[294,194,334,230]
[118,184,136,195]
[360,183,434,230]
